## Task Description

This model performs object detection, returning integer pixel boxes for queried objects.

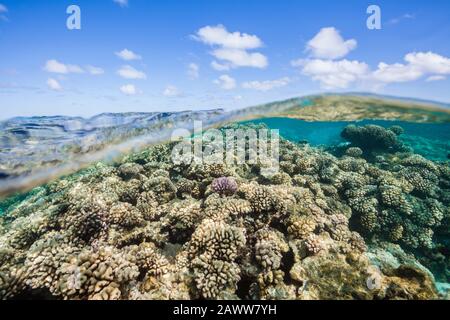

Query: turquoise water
[242,118,450,161]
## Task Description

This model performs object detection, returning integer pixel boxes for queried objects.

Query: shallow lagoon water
[0,115,449,300]
[242,118,450,161]
[243,117,450,291]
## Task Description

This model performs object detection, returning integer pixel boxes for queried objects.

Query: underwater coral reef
[0,123,448,300]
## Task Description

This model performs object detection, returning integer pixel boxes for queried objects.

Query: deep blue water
[242,118,450,161]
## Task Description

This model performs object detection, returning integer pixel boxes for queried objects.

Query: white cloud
[120,84,138,95]
[163,85,181,97]
[214,75,236,90]
[194,25,268,69]
[117,65,147,79]
[47,78,62,91]
[211,48,268,69]
[242,77,291,91]
[404,51,450,74]
[44,60,84,74]
[211,61,230,71]
[426,75,446,82]
[195,24,262,50]
[44,60,105,77]
[187,63,199,79]
[86,65,104,75]
[115,49,142,61]
[372,52,450,84]
[306,27,357,60]
[294,58,369,89]
[372,62,422,83]
[294,27,450,89]
[297,51,450,89]
[113,0,128,7]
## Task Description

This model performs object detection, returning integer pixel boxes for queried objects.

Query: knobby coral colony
[0,122,448,300]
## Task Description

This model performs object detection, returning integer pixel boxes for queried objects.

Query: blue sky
[0,0,449,119]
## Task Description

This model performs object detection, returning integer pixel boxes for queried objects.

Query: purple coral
[211,177,238,196]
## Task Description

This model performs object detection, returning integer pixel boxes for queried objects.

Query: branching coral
[64,210,108,245]
[187,219,246,299]
[379,185,412,215]
[142,175,177,203]
[126,242,169,277]
[192,254,241,299]
[203,194,252,222]
[0,122,445,300]
[136,191,160,221]
[163,199,202,243]
[188,219,246,262]
[304,234,325,255]
[0,268,27,299]
[176,178,201,199]
[254,229,289,271]
[58,246,139,300]
[19,236,80,298]
[109,202,144,229]
[239,182,288,216]
[287,215,317,240]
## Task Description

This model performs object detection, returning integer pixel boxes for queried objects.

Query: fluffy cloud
[306,27,357,60]
[211,48,268,69]
[115,49,142,61]
[113,0,128,7]
[291,27,365,89]
[294,59,369,89]
[194,25,268,70]
[242,77,291,91]
[214,75,236,90]
[86,65,105,75]
[211,61,230,71]
[120,84,138,95]
[294,27,450,89]
[195,25,262,49]
[296,52,450,89]
[163,85,181,97]
[47,78,62,91]
[117,65,147,79]
[188,63,199,79]
[373,52,450,84]
[404,52,450,74]
[44,60,104,77]
[44,60,84,74]
[372,62,422,83]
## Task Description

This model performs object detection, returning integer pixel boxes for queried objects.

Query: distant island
[245,94,450,123]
